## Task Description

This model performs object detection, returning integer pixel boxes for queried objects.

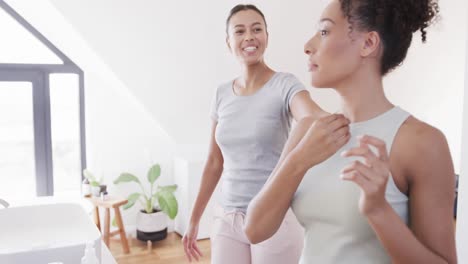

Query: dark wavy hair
[339,0,439,75]
[226,4,267,35]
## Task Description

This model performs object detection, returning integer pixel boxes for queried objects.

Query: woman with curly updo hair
[245,0,458,263]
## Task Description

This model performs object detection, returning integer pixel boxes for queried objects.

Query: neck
[237,61,274,91]
[335,66,393,123]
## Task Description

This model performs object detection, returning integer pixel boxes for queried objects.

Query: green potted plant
[83,169,106,197]
[114,163,178,241]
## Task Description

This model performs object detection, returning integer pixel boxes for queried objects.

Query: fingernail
[340,151,347,157]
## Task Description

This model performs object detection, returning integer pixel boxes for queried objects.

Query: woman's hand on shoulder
[291,114,350,170]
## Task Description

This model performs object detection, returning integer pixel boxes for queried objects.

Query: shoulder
[214,79,234,99]
[272,72,307,100]
[218,79,234,92]
[274,72,302,85]
[393,116,451,182]
[397,116,448,157]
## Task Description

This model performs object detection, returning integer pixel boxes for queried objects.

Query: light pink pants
[210,208,304,264]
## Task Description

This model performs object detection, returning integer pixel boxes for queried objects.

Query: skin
[245,1,457,263]
[181,9,340,262]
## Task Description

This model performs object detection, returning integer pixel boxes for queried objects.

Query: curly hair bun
[388,0,439,42]
[339,0,439,75]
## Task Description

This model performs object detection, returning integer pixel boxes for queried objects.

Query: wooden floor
[108,232,211,264]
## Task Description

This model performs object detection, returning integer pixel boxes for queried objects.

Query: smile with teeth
[243,46,257,52]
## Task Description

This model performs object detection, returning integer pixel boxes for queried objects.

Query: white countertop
[7,193,94,212]
[4,195,118,263]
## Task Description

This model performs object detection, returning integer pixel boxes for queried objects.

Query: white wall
[45,0,466,172]
[456,4,468,262]
[6,0,177,226]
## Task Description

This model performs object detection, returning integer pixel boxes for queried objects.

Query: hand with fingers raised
[182,222,203,262]
[340,135,392,216]
[293,114,351,170]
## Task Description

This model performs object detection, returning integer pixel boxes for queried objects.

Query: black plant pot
[136,209,168,242]
[137,228,168,242]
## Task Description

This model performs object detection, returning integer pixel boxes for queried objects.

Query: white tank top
[291,106,410,264]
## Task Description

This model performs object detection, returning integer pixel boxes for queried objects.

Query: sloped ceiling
[47,0,323,145]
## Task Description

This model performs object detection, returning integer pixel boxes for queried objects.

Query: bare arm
[244,114,350,243]
[289,90,328,121]
[369,124,457,263]
[183,121,224,262]
[189,121,224,224]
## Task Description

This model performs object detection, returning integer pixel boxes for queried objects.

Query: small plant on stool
[114,163,178,242]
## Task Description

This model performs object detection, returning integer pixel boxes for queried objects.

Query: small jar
[81,178,91,197]
[100,191,108,201]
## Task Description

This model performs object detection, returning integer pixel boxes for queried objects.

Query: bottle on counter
[100,191,108,201]
[81,242,99,264]
[81,178,91,197]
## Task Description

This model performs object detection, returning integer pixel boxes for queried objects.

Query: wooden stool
[86,195,130,254]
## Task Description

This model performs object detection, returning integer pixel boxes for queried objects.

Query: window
[50,74,82,196]
[0,1,85,200]
[0,82,36,200]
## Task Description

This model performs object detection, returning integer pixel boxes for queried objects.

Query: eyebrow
[234,22,263,28]
[319,18,336,24]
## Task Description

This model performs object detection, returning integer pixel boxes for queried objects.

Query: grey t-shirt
[211,72,306,211]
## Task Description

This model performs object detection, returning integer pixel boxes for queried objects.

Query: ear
[360,31,380,57]
[226,36,232,51]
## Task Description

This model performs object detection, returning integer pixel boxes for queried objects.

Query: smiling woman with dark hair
[245,0,457,263]
[181,4,350,264]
